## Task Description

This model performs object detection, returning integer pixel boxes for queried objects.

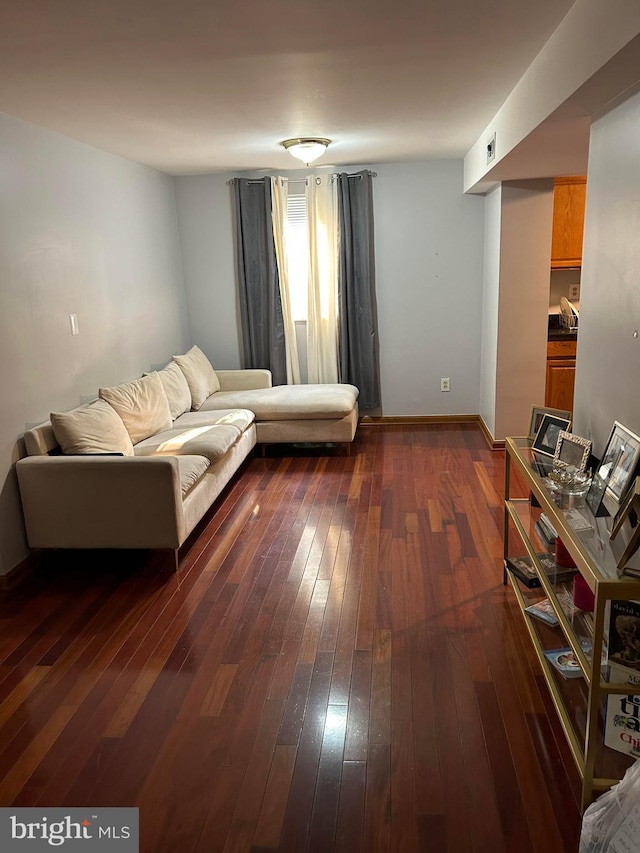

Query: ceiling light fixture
[281,137,331,165]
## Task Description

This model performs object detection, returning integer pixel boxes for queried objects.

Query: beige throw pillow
[172,345,220,410]
[150,362,192,420]
[50,400,134,456]
[99,372,172,444]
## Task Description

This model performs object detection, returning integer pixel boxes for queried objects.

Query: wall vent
[486,132,496,165]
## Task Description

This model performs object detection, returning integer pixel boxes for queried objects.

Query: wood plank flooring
[0,424,581,851]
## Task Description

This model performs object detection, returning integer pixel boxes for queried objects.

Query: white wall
[175,160,486,416]
[479,186,502,437]
[0,114,190,575]
[464,0,640,192]
[573,88,640,456]
[495,181,554,440]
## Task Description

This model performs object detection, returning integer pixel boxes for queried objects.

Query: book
[537,513,559,543]
[607,600,640,675]
[534,520,554,546]
[525,593,578,626]
[544,647,584,678]
[604,689,640,757]
[544,641,606,680]
[505,554,578,589]
[609,662,640,688]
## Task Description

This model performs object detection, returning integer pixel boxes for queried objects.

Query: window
[284,192,308,321]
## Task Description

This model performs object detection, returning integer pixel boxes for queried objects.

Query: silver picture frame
[553,430,591,472]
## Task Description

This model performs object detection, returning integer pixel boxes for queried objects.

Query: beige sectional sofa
[16,346,359,569]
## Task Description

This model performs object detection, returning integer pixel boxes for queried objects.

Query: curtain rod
[226,170,377,187]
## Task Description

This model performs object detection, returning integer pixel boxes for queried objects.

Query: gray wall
[0,114,190,575]
[573,88,640,457]
[480,186,502,437]
[174,174,242,369]
[174,160,486,416]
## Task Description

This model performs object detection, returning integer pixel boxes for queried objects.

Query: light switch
[69,313,79,336]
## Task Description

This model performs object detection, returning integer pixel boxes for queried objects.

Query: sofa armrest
[16,455,185,549]
[215,369,272,391]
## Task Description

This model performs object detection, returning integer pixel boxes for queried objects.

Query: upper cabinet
[551,176,587,269]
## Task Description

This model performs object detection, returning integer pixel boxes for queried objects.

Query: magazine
[607,600,640,675]
[525,593,578,626]
[544,641,606,680]
[544,647,583,678]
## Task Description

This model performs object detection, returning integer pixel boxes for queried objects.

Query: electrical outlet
[569,284,580,300]
[441,378,450,392]
[69,313,79,336]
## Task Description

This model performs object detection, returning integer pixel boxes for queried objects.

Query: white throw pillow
[99,372,172,444]
[150,362,192,420]
[50,400,134,456]
[172,345,220,410]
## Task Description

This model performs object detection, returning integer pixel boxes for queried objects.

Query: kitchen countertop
[548,328,577,341]
[548,313,577,342]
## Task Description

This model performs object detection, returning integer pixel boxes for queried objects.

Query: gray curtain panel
[337,170,381,411]
[232,177,287,386]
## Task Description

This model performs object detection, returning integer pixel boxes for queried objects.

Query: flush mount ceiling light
[281,137,331,165]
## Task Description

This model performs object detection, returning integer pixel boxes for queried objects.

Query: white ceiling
[0,0,576,175]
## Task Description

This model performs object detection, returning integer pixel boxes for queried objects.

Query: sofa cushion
[99,372,172,444]
[173,408,255,433]
[133,423,242,464]
[172,346,220,409]
[154,362,192,420]
[50,400,134,456]
[176,455,211,495]
[198,384,359,421]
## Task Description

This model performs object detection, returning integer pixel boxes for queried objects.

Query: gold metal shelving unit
[504,436,640,811]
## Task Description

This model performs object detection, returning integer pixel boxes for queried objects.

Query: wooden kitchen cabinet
[545,339,576,412]
[551,176,586,268]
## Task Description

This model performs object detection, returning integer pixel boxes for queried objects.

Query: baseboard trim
[359,414,506,450]
[0,551,40,590]
[477,416,505,450]
[360,414,479,426]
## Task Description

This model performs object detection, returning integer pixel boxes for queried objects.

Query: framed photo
[611,487,640,567]
[532,413,572,457]
[611,477,640,539]
[529,406,572,440]
[586,473,609,517]
[553,430,591,472]
[597,422,640,506]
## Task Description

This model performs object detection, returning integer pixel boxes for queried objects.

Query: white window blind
[285,193,308,322]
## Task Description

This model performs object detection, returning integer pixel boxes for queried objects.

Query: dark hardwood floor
[0,424,581,851]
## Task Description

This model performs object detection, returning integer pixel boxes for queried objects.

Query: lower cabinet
[545,339,577,412]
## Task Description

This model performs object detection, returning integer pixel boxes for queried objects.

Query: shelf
[504,437,640,810]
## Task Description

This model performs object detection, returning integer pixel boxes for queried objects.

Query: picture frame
[553,430,592,473]
[612,503,640,570]
[529,405,572,440]
[610,477,640,540]
[532,413,572,457]
[586,473,609,517]
[597,422,640,506]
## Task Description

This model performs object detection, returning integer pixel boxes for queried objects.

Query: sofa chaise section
[208,370,360,445]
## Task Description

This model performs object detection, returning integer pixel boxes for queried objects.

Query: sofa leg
[163,549,179,572]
